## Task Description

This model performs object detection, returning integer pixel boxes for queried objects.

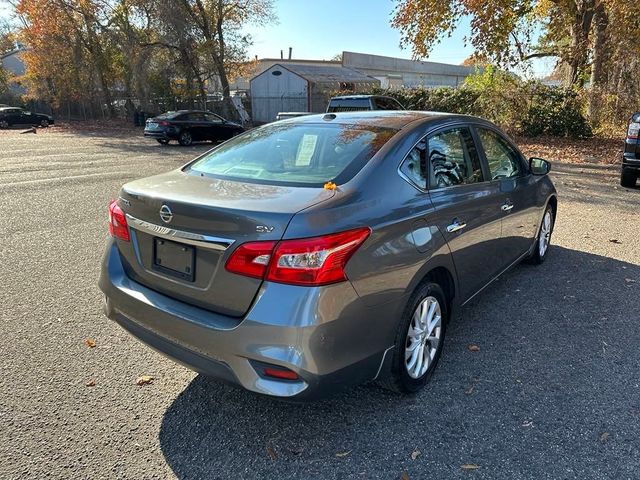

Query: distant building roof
[265,63,379,85]
[1,47,25,61]
[343,51,476,77]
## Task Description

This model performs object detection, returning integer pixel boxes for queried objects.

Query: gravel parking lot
[1,127,639,479]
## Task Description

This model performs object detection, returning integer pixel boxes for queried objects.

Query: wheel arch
[405,260,458,323]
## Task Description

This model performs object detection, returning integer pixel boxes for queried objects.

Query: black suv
[622,113,640,187]
[326,95,405,113]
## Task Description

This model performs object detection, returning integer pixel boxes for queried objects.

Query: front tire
[379,282,447,394]
[0,120,9,129]
[157,139,169,145]
[527,206,554,265]
[178,130,193,146]
[39,119,49,128]
[621,168,637,188]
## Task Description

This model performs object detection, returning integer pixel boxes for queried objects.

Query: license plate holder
[153,238,195,282]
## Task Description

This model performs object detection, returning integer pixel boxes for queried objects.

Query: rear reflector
[263,367,299,381]
[225,227,370,286]
[108,200,130,242]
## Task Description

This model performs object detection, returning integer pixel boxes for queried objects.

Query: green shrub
[337,68,592,138]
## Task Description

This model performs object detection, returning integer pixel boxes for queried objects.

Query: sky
[244,0,554,77]
[0,0,555,76]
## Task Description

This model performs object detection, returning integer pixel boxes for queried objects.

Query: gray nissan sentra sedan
[99,111,557,399]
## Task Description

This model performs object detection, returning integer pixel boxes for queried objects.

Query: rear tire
[40,119,49,128]
[178,130,193,146]
[0,120,9,129]
[526,206,554,265]
[378,282,447,394]
[621,168,637,188]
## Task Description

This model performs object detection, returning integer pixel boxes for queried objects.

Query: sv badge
[256,225,275,233]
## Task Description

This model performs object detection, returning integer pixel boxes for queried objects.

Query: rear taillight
[628,122,640,140]
[108,200,130,241]
[158,120,170,126]
[225,228,370,286]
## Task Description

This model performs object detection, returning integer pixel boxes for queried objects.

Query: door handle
[446,220,467,233]
[501,203,514,212]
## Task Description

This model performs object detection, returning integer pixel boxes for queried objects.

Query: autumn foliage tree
[13,0,275,118]
[392,0,640,125]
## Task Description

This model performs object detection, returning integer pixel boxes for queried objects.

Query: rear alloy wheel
[178,130,193,146]
[39,119,49,128]
[621,168,638,188]
[157,139,169,145]
[379,282,447,393]
[527,206,554,265]
[0,120,8,129]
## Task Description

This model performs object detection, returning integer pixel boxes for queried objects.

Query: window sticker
[295,134,318,166]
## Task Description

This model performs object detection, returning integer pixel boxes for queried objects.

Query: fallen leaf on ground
[335,450,351,458]
[625,278,636,283]
[467,344,481,352]
[400,472,410,480]
[266,445,277,460]
[411,448,421,460]
[86,380,96,387]
[609,239,622,244]
[522,420,534,427]
[84,339,97,348]
[461,464,480,470]
[135,375,154,386]
[600,432,610,442]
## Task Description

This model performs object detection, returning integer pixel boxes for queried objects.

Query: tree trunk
[588,3,608,122]
[566,0,595,87]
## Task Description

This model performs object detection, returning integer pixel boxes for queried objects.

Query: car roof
[330,95,393,100]
[279,110,479,131]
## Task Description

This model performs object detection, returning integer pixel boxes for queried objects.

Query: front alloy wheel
[40,119,49,127]
[527,206,554,265]
[178,131,193,146]
[0,120,8,129]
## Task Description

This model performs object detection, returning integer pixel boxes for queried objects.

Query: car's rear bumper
[622,155,640,171]
[144,129,177,140]
[98,240,399,400]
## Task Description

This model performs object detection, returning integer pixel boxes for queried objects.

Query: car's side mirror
[529,157,551,175]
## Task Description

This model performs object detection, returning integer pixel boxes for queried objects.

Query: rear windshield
[327,98,371,113]
[187,123,397,187]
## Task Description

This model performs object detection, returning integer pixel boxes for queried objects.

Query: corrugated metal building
[250,63,379,123]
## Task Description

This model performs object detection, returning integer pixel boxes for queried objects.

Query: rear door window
[428,127,484,189]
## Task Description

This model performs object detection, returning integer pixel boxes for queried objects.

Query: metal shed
[250,63,380,123]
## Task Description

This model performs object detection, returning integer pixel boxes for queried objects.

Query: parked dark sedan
[100,111,557,400]
[143,110,244,146]
[0,107,54,128]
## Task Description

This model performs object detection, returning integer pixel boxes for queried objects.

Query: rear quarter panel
[285,122,459,311]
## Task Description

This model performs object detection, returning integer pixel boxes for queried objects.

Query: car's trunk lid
[117,170,334,317]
